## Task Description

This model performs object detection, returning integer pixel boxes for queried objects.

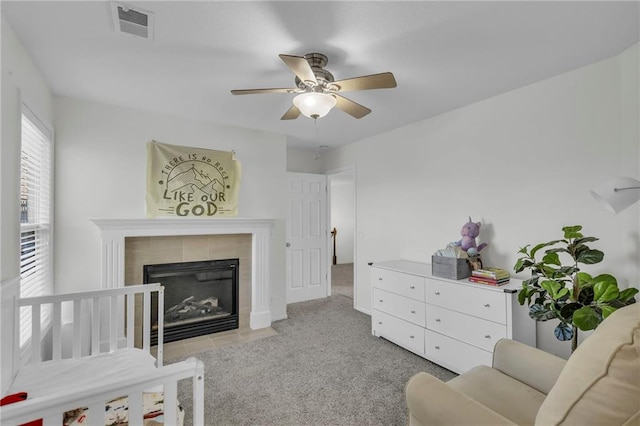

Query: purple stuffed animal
[454,217,487,257]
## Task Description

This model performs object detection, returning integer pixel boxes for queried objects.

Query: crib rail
[17,284,164,366]
[0,357,204,426]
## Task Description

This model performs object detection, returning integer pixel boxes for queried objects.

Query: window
[19,104,53,347]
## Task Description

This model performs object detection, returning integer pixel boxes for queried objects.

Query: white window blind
[20,105,53,347]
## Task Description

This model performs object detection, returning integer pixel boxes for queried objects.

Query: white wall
[330,172,355,264]
[287,147,325,173]
[322,44,640,358]
[1,18,54,393]
[52,96,289,321]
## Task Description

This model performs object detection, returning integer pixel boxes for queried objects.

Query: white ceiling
[2,1,638,150]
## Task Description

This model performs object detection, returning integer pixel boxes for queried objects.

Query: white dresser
[370,259,535,374]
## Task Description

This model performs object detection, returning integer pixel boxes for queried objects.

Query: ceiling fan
[231,53,397,120]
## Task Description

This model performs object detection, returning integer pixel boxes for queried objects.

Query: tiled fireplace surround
[125,234,252,329]
[91,218,276,358]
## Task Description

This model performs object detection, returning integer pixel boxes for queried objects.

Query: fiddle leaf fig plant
[514,225,638,352]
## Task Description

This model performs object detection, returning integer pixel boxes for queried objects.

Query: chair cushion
[535,303,640,425]
[449,365,546,426]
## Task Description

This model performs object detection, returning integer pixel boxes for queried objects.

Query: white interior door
[286,173,328,303]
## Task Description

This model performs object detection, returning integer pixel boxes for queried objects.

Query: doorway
[327,168,356,304]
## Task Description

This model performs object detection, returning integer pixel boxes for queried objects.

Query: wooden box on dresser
[369,259,535,374]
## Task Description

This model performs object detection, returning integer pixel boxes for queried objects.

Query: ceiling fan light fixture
[293,92,336,119]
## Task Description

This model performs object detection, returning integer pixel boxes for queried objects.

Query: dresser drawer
[425,330,493,373]
[372,309,425,355]
[426,305,507,351]
[425,278,507,324]
[371,268,425,301]
[373,288,426,327]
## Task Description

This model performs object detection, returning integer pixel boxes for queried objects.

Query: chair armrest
[405,372,517,426]
[492,339,566,395]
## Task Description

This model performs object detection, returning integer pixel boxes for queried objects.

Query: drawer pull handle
[410,285,416,289]
[409,335,415,339]
[379,299,384,303]
[434,346,440,350]
[378,277,383,280]
[435,318,441,322]
[484,335,491,339]
[483,303,491,308]
[378,321,383,325]
[435,291,441,296]
[410,310,416,314]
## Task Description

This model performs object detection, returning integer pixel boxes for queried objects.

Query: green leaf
[546,248,571,257]
[600,305,617,319]
[518,288,527,305]
[573,306,601,331]
[560,302,582,321]
[555,266,578,277]
[540,280,561,297]
[575,272,594,287]
[592,274,617,286]
[594,281,619,303]
[578,286,595,304]
[563,225,583,239]
[618,288,639,303]
[577,249,604,265]
[542,252,561,266]
[517,245,531,255]
[514,258,535,273]
[540,280,570,300]
[531,241,562,259]
[575,236,599,245]
[556,287,570,299]
[541,264,560,277]
[529,243,547,259]
[514,258,524,272]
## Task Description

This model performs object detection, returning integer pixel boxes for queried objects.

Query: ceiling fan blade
[231,88,296,95]
[333,94,371,119]
[279,54,318,85]
[281,105,301,120]
[332,72,397,92]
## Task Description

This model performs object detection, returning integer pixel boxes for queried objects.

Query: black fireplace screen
[144,258,239,344]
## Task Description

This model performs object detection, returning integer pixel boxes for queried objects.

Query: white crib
[0,284,204,425]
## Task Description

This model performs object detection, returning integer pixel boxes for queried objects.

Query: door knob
[286,242,291,247]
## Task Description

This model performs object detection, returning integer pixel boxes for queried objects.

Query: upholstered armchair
[406,303,640,426]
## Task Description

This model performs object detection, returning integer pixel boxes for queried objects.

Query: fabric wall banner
[146,141,241,217]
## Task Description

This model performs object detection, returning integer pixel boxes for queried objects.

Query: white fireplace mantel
[91,218,275,330]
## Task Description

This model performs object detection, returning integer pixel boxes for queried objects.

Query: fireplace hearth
[144,258,239,344]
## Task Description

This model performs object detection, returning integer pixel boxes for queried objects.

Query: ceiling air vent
[111,2,154,40]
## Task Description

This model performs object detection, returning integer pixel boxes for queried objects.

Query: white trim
[90,218,275,330]
[1,276,20,394]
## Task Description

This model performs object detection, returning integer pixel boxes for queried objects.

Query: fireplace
[144,258,239,344]
[91,218,275,331]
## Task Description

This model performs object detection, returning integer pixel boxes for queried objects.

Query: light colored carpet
[174,294,456,425]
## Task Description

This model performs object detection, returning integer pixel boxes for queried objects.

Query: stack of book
[469,267,510,286]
